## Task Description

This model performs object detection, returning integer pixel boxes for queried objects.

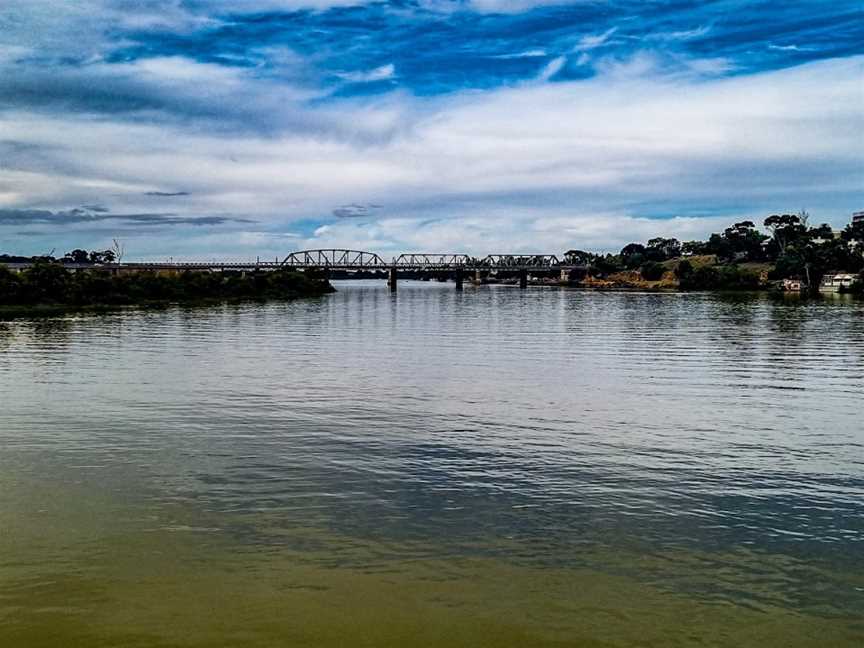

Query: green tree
[563,249,594,265]
[764,213,807,256]
[640,261,665,281]
[63,249,90,264]
[21,262,71,302]
[681,241,707,256]
[620,243,646,269]
[675,259,694,281]
[88,249,116,265]
[0,266,21,305]
[646,237,681,260]
[722,221,768,261]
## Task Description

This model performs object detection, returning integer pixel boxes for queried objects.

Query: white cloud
[536,56,566,81]
[646,26,712,42]
[1,54,862,257]
[460,1,583,14]
[195,0,368,10]
[336,64,396,83]
[493,49,548,59]
[768,44,815,52]
[575,27,618,52]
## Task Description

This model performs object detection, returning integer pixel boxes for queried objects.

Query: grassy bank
[0,263,334,317]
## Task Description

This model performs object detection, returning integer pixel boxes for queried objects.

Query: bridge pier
[388,266,398,292]
[519,268,528,289]
[455,268,463,291]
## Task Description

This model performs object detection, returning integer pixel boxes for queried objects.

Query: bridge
[278,251,566,289]
[2,249,583,290]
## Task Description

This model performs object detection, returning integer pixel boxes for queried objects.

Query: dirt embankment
[581,270,679,291]
[575,256,775,291]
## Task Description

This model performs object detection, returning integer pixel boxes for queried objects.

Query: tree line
[0,263,334,310]
[0,240,125,266]
[564,212,864,291]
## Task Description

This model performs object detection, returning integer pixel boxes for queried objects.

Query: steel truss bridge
[279,250,563,271]
[3,249,584,289]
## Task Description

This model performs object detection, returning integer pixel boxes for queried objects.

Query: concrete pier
[388,266,398,292]
[455,268,463,290]
[519,269,528,289]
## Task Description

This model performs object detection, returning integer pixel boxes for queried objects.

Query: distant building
[819,273,857,293]
[853,211,864,224]
[783,278,806,292]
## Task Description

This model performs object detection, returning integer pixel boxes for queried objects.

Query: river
[1,281,862,647]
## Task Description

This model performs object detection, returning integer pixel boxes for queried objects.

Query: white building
[819,273,857,293]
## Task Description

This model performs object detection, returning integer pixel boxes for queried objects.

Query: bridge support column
[454,268,463,290]
[388,266,398,292]
[560,268,572,284]
[474,269,483,284]
[519,268,528,289]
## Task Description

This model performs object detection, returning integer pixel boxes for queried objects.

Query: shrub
[679,265,760,291]
[1,265,332,309]
[0,266,21,305]
[674,260,694,281]
[640,261,665,281]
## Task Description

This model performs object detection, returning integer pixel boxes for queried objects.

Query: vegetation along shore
[0,262,334,316]
[561,212,863,294]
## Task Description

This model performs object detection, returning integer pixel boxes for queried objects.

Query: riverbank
[0,263,335,317]
[552,256,863,295]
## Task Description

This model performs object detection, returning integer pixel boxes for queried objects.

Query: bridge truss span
[280,249,388,269]
[481,254,560,269]
[391,253,475,269]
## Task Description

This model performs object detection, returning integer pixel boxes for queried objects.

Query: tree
[88,249,116,264]
[640,261,665,281]
[110,239,125,264]
[705,233,733,261]
[675,259,694,281]
[620,243,646,269]
[63,249,90,264]
[768,220,862,289]
[591,254,621,276]
[646,237,681,260]
[564,249,594,266]
[21,261,71,302]
[681,240,706,256]
[764,213,807,255]
[842,219,864,244]
[699,221,767,262]
[0,265,21,305]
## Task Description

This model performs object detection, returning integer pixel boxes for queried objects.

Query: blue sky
[0,0,862,259]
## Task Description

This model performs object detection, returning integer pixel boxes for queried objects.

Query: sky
[0,0,862,261]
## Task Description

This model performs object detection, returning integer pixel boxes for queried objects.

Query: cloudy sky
[1,1,862,260]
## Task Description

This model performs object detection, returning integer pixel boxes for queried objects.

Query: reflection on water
[1,282,863,646]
